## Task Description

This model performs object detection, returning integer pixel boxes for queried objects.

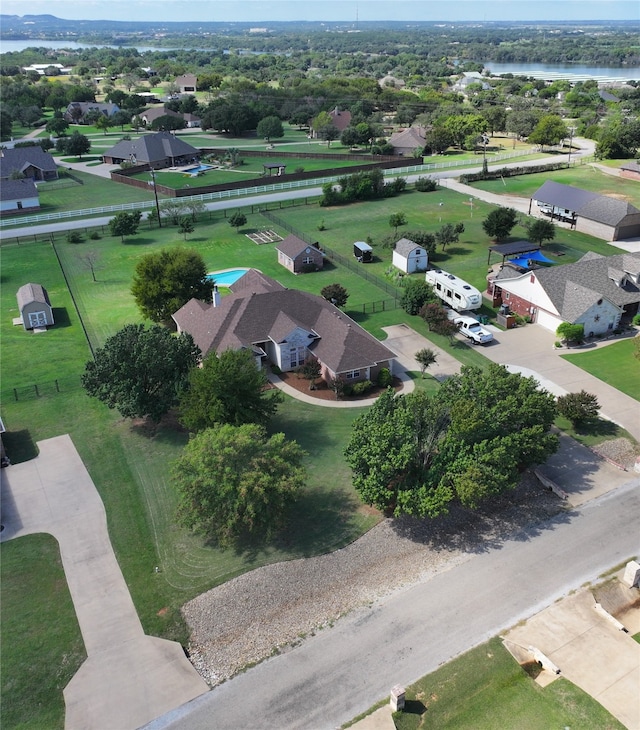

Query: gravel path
[183,473,562,686]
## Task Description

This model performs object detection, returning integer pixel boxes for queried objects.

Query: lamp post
[149,165,162,228]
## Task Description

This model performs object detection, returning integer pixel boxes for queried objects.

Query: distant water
[485,62,640,82]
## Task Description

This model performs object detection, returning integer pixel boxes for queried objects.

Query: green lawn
[382,637,624,730]
[0,534,86,730]
[470,164,640,208]
[561,339,640,401]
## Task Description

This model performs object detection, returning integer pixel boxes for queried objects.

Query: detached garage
[17,283,54,331]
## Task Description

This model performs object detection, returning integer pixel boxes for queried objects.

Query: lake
[484,62,640,83]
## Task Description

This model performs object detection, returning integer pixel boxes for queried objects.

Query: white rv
[425,268,482,311]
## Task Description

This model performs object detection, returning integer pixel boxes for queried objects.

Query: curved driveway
[0,435,208,730]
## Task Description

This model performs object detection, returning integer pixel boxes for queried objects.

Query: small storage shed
[17,283,54,330]
[276,235,324,274]
[354,241,373,263]
[392,237,428,273]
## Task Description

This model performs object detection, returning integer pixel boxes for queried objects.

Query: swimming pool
[207,268,250,286]
[184,163,215,175]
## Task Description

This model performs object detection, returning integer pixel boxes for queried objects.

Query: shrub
[401,279,436,315]
[556,322,584,345]
[66,231,83,243]
[351,380,373,396]
[294,166,304,173]
[89,231,101,240]
[633,313,640,326]
[557,390,600,426]
[388,176,407,193]
[414,176,437,192]
[377,368,393,388]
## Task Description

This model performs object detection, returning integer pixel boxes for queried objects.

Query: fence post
[34,384,39,397]
[55,379,60,392]
[14,388,18,401]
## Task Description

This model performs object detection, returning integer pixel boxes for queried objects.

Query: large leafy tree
[528,114,569,150]
[131,247,213,323]
[482,207,519,241]
[256,115,284,141]
[179,348,282,431]
[60,131,91,159]
[525,218,556,247]
[321,283,349,308]
[344,365,558,517]
[173,424,306,546]
[82,324,200,422]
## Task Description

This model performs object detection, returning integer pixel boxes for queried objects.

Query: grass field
[470,164,640,208]
[0,534,86,730]
[561,339,640,401]
[382,637,624,730]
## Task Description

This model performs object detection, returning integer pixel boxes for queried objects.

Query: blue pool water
[207,268,250,286]
[185,164,215,175]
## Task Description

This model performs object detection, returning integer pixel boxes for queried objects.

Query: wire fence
[1,375,84,402]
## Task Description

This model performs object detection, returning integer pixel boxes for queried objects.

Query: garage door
[535,309,561,333]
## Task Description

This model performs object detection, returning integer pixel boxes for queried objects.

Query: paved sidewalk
[0,435,208,730]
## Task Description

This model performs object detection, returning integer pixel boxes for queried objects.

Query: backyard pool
[207,268,251,286]
[184,164,215,175]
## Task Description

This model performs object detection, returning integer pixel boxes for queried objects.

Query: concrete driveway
[0,435,208,730]
[504,588,640,730]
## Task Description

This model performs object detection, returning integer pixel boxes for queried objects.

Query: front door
[28,311,47,328]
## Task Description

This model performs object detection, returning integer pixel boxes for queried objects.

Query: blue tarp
[508,250,556,268]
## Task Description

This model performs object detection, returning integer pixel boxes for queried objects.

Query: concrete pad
[381,324,462,380]
[504,589,640,730]
[0,435,208,730]
[349,705,396,730]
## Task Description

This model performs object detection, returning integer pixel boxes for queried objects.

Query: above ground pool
[207,268,250,286]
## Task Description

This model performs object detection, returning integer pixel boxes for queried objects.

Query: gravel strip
[183,473,561,686]
[590,437,640,470]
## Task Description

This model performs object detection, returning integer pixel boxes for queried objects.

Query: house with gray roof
[64,101,120,124]
[0,179,40,216]
[139,107,201,129]
[389,126,428,156]
[276,235,324,274]
[487,251,640,335]
[0,147,58,182]
[102,132,199,168]
[16,283,54,330]
[392,237,428,273]
[173,270,396,384]
[531,180,640,241]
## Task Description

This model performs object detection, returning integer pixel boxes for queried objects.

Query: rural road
[145,476,639,730]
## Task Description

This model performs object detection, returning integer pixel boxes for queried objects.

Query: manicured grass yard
[561,339,640,401]
[386,637,624,730]
[0,534,86,730]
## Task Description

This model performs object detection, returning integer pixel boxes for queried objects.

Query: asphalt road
[144,477,639,730]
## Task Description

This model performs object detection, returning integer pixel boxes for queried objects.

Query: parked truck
[453,315,493,345]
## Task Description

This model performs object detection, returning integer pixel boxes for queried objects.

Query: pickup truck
[454,315,493,345]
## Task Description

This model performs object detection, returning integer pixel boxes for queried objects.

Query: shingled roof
[532,180,640,226]
[0,147,57,179]
[103,132,198,165]
[394,238,420,256]
[0,178,38,202]
[275,234,313,259]
[173,270,395,374]
[513,251,640,319]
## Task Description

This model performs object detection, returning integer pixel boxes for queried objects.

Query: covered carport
[487,240,542,267]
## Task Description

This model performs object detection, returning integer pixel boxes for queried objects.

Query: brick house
[276,235,324,274]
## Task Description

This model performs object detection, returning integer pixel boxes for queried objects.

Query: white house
[392,238,428,274]
[0,179,40,215]
[487,251,640,335]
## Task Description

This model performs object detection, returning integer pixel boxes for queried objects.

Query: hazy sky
[2,0,638,23]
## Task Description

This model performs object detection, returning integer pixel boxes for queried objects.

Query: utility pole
[149,165,162,228]
[567,126,575,166]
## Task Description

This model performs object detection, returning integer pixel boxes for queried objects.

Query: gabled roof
[532,180,640,226]
[103,132,199,164]
[328,107,352,132]
[66,101,119,116]
[276,234,316,259]
[394,238,420,257]
[0,147,57,177]
[0,178,38,202]
[173,270,395,374]
[389,126,427,150]
[141,107,183,122]
[17,283,51,308]
[499,251,640,318]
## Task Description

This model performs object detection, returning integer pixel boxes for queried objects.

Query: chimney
[212,285,221,307]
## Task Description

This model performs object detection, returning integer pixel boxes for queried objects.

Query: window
[504,292,510,300]
[289,346,306,368]
[345,369,361,380]
[302,256,314,265]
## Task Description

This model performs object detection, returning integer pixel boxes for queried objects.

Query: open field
[469,163,640,207]
[561,339,640,401]
[382,637,624,730]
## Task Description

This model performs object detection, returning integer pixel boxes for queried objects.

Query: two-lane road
[145,477,639,730]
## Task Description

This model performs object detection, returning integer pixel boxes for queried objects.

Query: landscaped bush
[633,313,640,326]
[66,231,84,244]
[89,231,101,240]
[351,380,373,396]
[414,176,438,192]
[377,368,393,388]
